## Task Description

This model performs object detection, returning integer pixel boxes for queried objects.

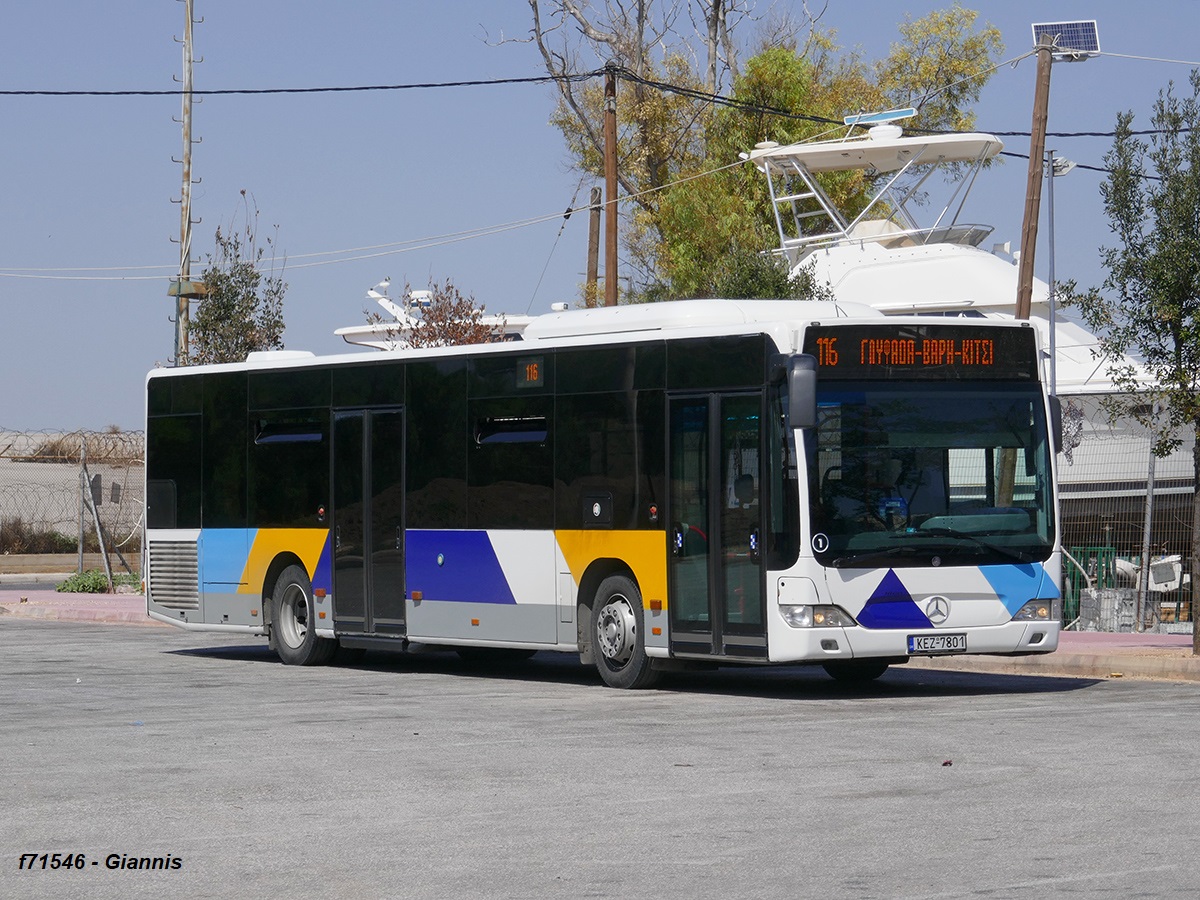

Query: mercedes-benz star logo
[925,596,951,625]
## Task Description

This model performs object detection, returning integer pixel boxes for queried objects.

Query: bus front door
[668,393,767,659]
[332,408,406,636]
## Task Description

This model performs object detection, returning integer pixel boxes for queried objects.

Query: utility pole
[585,186,602,308]
[170,0,204,365]
[1015,31,1055,320]
[603,65,618,307]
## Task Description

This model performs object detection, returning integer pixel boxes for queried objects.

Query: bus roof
[522,298,881,340]
[151,299,1043,382]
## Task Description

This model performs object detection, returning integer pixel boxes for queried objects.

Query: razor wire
[0,429,144,557]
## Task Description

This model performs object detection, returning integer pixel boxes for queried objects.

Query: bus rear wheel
[822,660,890,683]
[592,575,659,689]
[271,565,336,666]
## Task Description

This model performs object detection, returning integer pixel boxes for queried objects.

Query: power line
[609,65,845,127]
[1097,50,1200,67]
[3,61,1188,142]
[0,71,605,98]
[3,55,1186,281]
[0,205,592,281]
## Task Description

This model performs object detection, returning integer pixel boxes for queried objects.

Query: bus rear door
[332,408,406,637]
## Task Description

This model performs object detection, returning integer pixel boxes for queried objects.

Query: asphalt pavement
[2,584,1197,682]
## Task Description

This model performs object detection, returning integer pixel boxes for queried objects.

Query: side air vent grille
[148,541,200,610]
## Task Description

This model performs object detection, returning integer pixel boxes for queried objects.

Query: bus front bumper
[767,620,1060,664]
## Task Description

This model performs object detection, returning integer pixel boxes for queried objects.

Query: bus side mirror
[1049,395,1062,454]
[788,354,818,430]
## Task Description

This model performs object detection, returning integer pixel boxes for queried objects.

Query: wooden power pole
[1015,32,1055,320]
[603,65,618,307]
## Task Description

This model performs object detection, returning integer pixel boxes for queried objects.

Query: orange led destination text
[854,337,994,367]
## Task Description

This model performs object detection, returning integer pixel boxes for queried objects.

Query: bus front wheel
[271,565,336,666]
[591,575,659,690]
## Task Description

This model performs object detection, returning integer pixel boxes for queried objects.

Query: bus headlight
[1013,599,1053,621]
[781,605,856,629]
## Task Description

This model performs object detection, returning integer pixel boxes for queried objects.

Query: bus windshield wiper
[830,546,925,568]
[917,527,1034,563]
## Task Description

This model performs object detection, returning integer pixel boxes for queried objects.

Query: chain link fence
[0,429,144,574]
[1058,395,1194,630]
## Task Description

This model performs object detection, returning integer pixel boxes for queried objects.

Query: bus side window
[468,397,553,529]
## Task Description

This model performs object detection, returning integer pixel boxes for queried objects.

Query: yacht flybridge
[742,116,1115,396]
[745,125,1001,280]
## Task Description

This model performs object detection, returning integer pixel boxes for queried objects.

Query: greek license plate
[908,633,967,655]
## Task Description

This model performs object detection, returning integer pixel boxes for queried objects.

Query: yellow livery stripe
[238,528,329,594]
[555,530,667,609]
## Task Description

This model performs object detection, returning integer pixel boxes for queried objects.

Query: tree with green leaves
[874,4,1002,134]
[651,44,883,297]
[191,198,286,365]
[1065,70,1200,653]
[524,2,1001,300]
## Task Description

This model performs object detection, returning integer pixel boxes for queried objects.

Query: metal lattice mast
[171,0,203,365]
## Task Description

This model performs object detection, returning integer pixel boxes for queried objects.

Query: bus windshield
[808,381,1054,568]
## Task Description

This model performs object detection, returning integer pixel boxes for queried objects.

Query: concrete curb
[908,650,1200,682]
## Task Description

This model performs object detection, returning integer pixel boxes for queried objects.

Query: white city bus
[144,299,1062,688]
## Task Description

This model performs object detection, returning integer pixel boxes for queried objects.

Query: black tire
[270,565,336,666]
[822,660,890,683]
[591,574,659,689]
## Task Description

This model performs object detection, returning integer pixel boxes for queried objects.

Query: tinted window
[202,372,248,528]
[667,335,766,390]
[145,414,201,528]
[406,360,467,528]
[249,414,328,527]
[249,368,331,411]
[469,396,553,528]
[766,381,799,568]
[148,374,202,417]
[556,392,663,529]
[332,362,405,407]
[556,344,665,394]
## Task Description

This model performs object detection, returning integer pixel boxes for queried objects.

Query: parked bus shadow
[170,643,1104,699]
[651,663,1105,700]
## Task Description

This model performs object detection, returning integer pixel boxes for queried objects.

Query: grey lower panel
[407,599,559,645]
[203,591,265,628]
[150,590,264,629]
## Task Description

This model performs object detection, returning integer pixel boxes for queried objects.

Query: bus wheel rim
[596,595,636,665]
[279,584,308,649]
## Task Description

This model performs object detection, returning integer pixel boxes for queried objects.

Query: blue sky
[1,1,1197,430]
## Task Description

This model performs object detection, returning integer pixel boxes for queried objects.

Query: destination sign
[802,323,1038,381]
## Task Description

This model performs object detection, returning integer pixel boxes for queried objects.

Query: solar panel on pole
[1031,20,1100,60]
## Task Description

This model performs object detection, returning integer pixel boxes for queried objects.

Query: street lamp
[1045,149,1076,396]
